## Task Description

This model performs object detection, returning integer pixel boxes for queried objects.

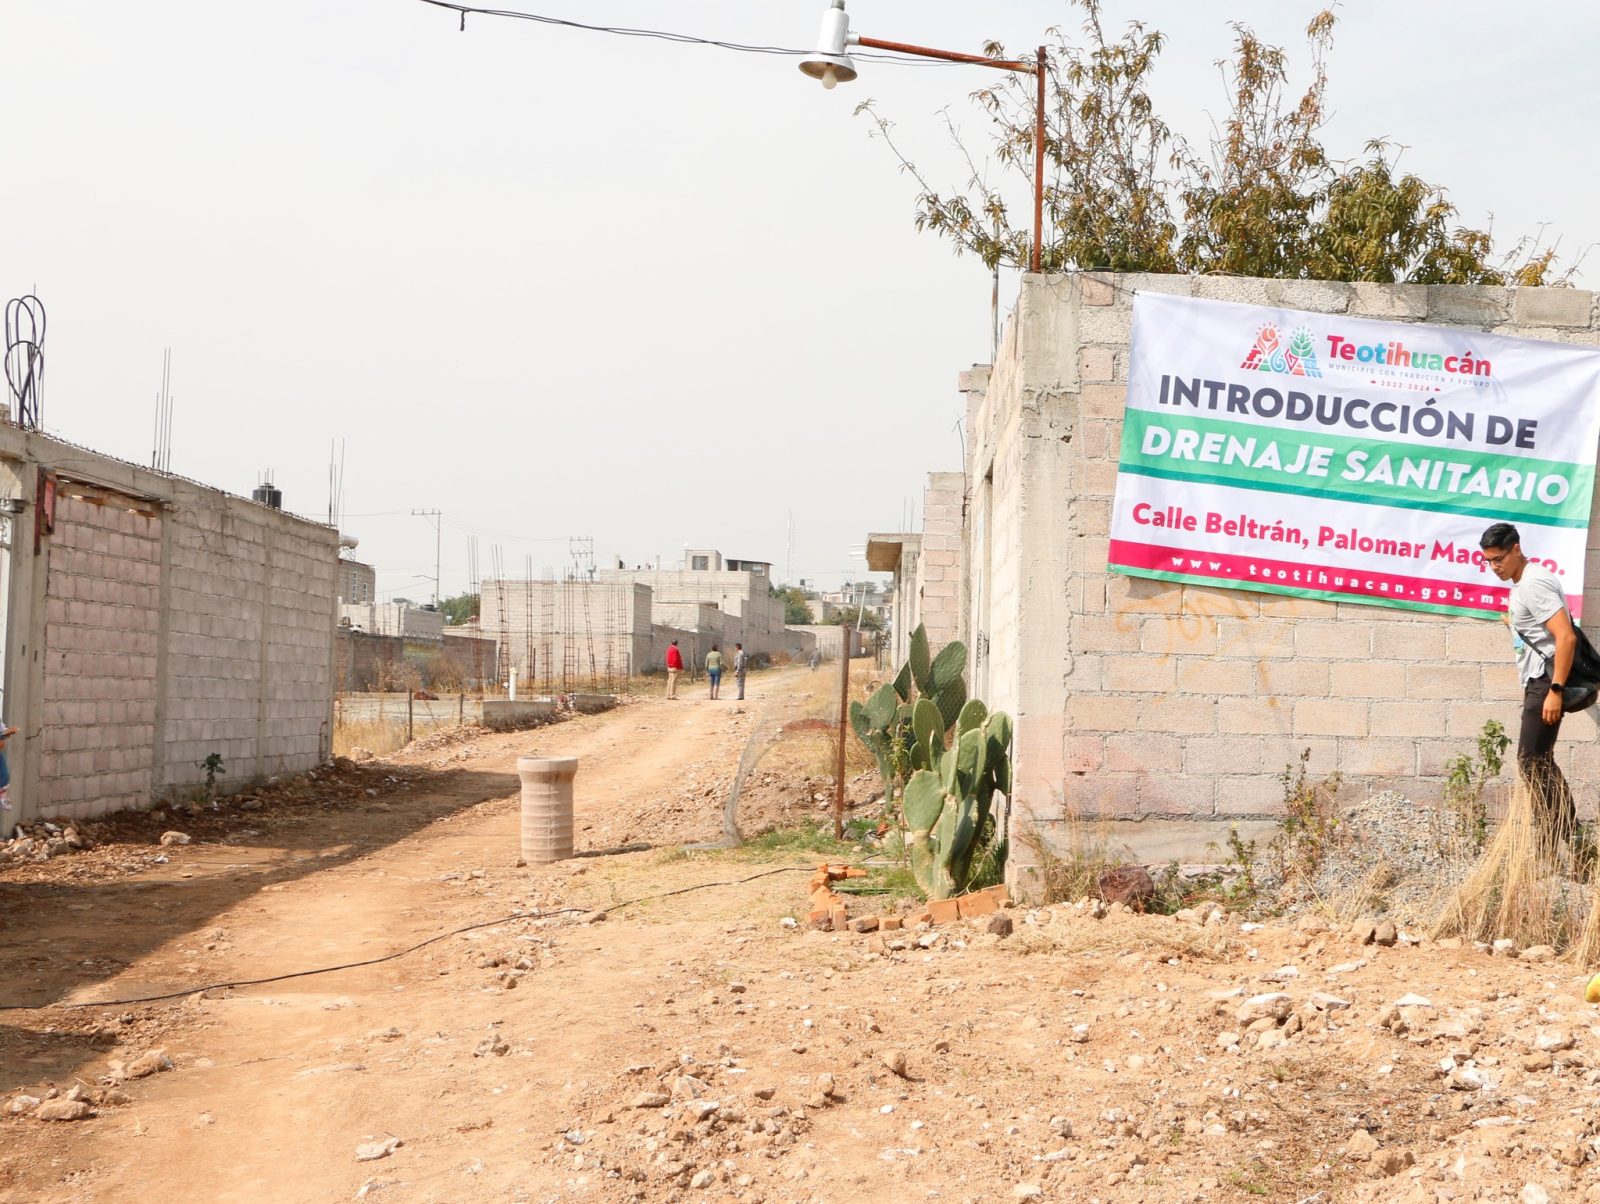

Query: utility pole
[412,509,442,607]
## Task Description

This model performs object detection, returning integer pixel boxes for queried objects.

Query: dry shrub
[1017,812,1126,905]
[1314,858,1400,926]
[333,717,409,758]
[1430,776,1593,955]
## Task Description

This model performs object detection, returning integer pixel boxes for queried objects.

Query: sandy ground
[4,664,1600,1203]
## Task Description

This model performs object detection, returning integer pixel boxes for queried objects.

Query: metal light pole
[412,508,442,607]
[800,1,1048,274]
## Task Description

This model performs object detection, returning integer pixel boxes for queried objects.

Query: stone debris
[159,831,192,846]
[1097,865,1155,910]
[35,1099,94,1121]
[355,1137,403,1162]
[473,1033,510,1057]
[1235,993,1292,1024]
[120,1049,174,1080]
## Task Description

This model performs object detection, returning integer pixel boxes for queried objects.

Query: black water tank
[252,483,282,509]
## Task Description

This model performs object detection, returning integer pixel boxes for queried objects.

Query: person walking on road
[1481,521,1580,845]
[665,639,684,700]
[733,643,748,700]
[705,644,723,700]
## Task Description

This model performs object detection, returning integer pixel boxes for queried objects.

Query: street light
[800,0,1048,274]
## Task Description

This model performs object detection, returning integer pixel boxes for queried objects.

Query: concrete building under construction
[480,549,815,689]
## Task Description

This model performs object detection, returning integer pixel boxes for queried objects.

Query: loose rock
[35,1100,94,1121]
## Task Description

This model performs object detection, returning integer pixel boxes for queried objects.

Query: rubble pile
[0,758,440,880]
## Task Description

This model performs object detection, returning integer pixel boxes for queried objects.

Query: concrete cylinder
[518,756,577,864]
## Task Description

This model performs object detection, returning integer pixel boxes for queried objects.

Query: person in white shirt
[1481,521,1578,844]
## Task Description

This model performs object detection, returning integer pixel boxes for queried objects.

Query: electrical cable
[3,294,45,430]
[413,0,966,66]
[0,865,810,1012]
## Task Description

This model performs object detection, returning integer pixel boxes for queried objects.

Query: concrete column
[255,523,271,780]
[518,756,576,864]
[151,507,172,799]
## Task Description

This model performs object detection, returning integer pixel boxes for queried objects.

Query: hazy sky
[6,1,1598,603]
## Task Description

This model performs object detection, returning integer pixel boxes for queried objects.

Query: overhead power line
[413,0,965,66]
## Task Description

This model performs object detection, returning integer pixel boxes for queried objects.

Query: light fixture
[798,0,858,89]
[798,2,1048,273]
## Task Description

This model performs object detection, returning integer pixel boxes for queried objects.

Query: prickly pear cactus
[847,623,1012,899]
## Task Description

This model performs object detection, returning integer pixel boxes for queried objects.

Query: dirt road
[5,665,1600,1203]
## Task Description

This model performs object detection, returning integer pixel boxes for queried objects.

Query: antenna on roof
[150,347,174,472]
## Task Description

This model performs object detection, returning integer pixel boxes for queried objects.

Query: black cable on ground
[0,865,810,1012]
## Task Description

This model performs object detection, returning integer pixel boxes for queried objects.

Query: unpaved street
[4,667,1600,1203]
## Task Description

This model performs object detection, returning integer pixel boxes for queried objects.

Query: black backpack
[1556,625,1600,714]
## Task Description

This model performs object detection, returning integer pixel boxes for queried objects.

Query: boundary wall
[0,427,340,829]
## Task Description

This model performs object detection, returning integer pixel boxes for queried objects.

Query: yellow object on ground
[1586,974,1600,1004]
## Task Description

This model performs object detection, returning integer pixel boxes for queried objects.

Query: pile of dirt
[0,757,445,885]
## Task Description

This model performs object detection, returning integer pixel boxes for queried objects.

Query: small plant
[196,752,225,802]
[1221,826,1260,908]
[1269,749,1342,884]
[1442,719,1509,852]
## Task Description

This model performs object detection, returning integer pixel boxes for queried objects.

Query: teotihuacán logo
[1240,323,1323,378]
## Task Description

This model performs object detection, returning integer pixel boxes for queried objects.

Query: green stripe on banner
[1120,409,1595,526]
[1106,563,1502,620]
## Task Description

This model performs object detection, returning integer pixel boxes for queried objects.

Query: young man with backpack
[1480,521,1580,844]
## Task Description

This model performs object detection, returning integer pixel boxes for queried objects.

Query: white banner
[1109,293,1600,618]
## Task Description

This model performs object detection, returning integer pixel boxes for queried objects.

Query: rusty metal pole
[406,689,414,744]
[834,633,850,840]
[852,35,1046,274]
[1033,47,1047,274]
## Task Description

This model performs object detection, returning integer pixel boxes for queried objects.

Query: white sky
[6,1,1597,603]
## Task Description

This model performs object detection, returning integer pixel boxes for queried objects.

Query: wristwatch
[1550,681,1565,691]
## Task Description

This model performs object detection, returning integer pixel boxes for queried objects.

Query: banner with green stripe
[1110,294,1600,619]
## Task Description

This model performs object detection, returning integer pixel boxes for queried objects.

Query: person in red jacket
[665,639,684,700]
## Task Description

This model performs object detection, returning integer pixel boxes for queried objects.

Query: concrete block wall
[1,436,342,829]
[917,473,965,653]
[160,499,269,788]
[335,628,404,691]
[261,522,337,776]
[962,272,1600,866]
[598,567,790,657]
[157,492,337,791]
[38,496,162,818]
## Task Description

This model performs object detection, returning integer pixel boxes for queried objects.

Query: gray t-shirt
[1508,562,1567,686]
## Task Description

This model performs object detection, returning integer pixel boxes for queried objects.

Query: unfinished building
[879,272,1600,881]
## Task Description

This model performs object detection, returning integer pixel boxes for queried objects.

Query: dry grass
[1430,777,1594,956]
[1018,812,1128,905]
[333,717,410,758]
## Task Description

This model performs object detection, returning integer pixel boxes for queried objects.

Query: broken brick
[927,898,961,924]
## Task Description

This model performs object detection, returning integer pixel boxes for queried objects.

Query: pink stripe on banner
[1106,539,1573,618]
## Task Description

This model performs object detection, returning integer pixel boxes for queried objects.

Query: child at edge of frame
[0,721,16,809]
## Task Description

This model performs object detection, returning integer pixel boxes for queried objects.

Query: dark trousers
[1519,675,1579,845]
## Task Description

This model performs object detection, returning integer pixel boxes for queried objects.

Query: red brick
[927,898,961,924]
[957,891,1000,919]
